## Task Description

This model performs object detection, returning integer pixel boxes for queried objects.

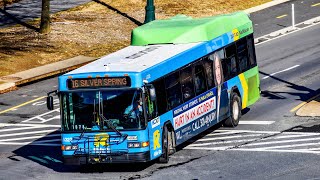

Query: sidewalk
[296,95,320,117]
[0,55,96,93]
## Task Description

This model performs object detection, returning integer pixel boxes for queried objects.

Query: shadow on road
[10,130,154,173]
[92,0,143,26]
[259,70,320,102]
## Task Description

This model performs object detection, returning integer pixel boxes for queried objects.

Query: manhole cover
[0,76,22,81]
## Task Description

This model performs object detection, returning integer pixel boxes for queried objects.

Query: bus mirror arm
[46,90,58,110]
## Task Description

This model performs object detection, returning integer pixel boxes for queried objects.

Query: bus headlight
[128,142,141,148]
[61,145,78,151]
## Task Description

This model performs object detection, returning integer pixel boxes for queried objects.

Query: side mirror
[47,96,54,110]
[149,87,156,102]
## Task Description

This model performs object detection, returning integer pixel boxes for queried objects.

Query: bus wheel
[159,126,170,163]
[223,93,241,127]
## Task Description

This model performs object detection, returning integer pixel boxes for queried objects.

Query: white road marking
[195,134,261,142]
[0,142,60,146]
[262,65,300,80]
[231,148,320,154]
[239,121,275,125]
[22,109,60,123]
[214,129,281,134]
[0,135,52,142]
[188,138,258,147]
[241,137,320,147]
[0,130,56,138]
[0,126,49,132]
[267,134,318,139]
[185,130,320,154]
[184,146,233,150]
[0,123,60,128]
[255,16,320,46]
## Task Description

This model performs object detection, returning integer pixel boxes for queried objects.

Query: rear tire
[223,93,241,127]
[158,126,170,163]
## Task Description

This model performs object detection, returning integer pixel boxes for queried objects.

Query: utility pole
[144,0,155,24]
[39,0,51,34]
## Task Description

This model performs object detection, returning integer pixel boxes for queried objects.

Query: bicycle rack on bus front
[71,133,128,163]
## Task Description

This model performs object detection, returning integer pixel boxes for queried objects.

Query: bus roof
[60,11,253,89]
[66,43,200,75]
[131,11,251,45]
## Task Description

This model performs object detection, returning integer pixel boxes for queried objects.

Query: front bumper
[63,151,150,165]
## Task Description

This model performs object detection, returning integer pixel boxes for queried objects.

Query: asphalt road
[251,0,320,37]
[0,1,320,180]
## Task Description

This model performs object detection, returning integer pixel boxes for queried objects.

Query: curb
[254,16,320,45]
[244,0,290,14]
[0,55,96,94]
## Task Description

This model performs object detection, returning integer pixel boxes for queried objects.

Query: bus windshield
[60,89,146,132]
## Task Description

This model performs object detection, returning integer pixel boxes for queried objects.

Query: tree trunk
[39,0,50,34]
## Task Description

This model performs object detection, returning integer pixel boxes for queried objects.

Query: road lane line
[0,123,60,128]
[276,14,287,19]
[0,96,46,114]
[239,121,275,125]
[262,65,300,79]
[311,3,320,7]
[0,130,56,138]
[290,93,320,112]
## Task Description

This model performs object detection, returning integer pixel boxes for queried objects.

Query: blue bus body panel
[61,130,149,156]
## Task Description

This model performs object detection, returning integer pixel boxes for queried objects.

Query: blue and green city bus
[47,11,260,165]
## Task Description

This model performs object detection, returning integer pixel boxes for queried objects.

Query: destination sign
[67,77,131,89]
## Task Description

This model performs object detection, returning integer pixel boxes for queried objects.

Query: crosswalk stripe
[268,134,319,139]
[239,121,275,125]
[0,123,60,128]
[194,134,262,142]
[215,129,281,134]
[0,135,48,142]
[231,148,320,154]
[242,137,320,147]
[253,142,320,150]
[0,142,60,146]
[188,138,258,147]
[0,130,57,138]
[184,146,233,150]
[0,126,48,132]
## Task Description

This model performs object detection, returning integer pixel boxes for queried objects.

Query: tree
[39,0,50,34]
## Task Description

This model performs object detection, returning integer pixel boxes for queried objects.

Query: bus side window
[165,71,182,110]
[194,62,207,95]
[203,56,214,89]
[247,35,257,68]
[225,44,239,78]
[153,78,167,115]
[180,65,195,102]
[236,38,249,73]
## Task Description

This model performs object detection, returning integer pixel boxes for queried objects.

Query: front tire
[158,126,170,163]
[223,93,241,127]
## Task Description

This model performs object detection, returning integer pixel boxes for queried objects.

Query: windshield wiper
[98,113,127,140]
